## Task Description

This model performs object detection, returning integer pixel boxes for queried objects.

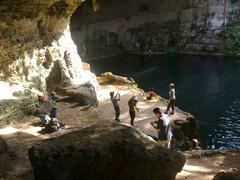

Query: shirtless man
[110,92,121,122]
[165,83,176,115]
[128,96,139,126]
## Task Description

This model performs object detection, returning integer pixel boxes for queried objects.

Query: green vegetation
[0,98,55,125]
[222,23,240,57]
[162,19,183,53]
[128,19,183,54]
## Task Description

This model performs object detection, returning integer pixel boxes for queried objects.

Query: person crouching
[150,107,172,148]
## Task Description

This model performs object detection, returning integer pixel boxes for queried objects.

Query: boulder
[0,136,8,155]
[58,83,98,107]
[173,116,200,151]
[171,126,191,151]
[29,122,185,180]
[213,169,240,180]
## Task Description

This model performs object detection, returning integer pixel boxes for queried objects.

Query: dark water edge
[89,54,240,149]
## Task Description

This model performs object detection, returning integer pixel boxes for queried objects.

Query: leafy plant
[0,98,55,125]
[222,23,240,57]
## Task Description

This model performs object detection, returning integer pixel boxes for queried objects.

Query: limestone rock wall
[71,0,240,60]
[0,0,98,97]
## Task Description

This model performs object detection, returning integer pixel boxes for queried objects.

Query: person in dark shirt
[150,107,172,148]
[110,91,121,122]
[128,96,139,126]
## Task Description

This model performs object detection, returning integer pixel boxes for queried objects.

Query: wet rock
[0,136,8,155]
[171,126,191,151]
[29,122,185,180]
[213,169,240,180]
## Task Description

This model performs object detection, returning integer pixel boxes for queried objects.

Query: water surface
[90,54,240,149]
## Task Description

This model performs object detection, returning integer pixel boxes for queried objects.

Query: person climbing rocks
[128,96,139,126]
[150,107,172,148]
[110,91,121,122]
[146,88,157,100]
[165,83,176,115]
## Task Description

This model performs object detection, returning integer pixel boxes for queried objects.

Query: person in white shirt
[150,107,172,148]
[165,83,176,115]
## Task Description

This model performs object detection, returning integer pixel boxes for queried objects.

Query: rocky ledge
[97,73,199,151]
[28,122,185,180]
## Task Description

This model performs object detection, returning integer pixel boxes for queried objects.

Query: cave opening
[69,0,240,150]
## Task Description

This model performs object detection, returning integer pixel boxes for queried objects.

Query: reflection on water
[90,54,240,149]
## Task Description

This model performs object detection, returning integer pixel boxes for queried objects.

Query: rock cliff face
[29,122,186,180]
[71,0,240,60]
[1,0,239,96]
[0,0,98,97]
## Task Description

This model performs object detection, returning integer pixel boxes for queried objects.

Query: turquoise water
[90,54,240,149]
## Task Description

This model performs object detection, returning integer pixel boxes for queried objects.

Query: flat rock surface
[177,150,240,180]
[98,84,193,138]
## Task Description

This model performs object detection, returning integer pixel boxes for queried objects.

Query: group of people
[110,83,176,148]
[37,91,64,133]
[110,92,139,126]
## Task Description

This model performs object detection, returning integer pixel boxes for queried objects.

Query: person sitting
[44,118,63,133]
[110,91,121,122]
[50,91,59,101]
[37,92,45,102]
[39,113,51,126]
[50,107,58,119]
[146,88,157,100]
[150,107,172,148]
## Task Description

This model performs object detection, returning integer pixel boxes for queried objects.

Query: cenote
[90,54,240,149]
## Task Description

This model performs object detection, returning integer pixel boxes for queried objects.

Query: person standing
[128,96,139,126]
[165,83,176,115]
[110,92,121,122]
[150,107,172,148]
